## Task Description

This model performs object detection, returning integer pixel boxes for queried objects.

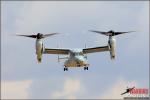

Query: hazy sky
[1,1,149,99]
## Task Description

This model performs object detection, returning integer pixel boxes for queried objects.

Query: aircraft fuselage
[64,49,89,67]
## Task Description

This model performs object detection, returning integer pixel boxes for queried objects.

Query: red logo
[130,88,148,95]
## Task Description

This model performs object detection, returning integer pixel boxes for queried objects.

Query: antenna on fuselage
[84,43,87,59]
[57,44,60,62]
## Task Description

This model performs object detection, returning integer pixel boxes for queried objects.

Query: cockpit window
[70,52,83,56]
[72,53,75,56]
[79,52,83,55]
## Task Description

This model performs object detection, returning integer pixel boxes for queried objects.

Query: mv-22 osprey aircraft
[16,30,135,71]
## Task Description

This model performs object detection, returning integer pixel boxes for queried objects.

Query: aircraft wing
[83,46,109,54]
[43,48,70,55]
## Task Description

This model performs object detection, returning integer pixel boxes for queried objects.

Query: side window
[72,53,75,56]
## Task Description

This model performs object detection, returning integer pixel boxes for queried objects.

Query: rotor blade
[89,30,108,36]
[114,31,136,35]
[42,33,60,38]
[16,34,37,38]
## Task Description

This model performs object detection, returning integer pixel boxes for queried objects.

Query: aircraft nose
[75,56,84,61]
[75,56,88,65]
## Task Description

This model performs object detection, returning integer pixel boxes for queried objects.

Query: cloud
[124,2,149,56]
[51,78,84,99]
[99,78,138,99]
[12,1,105,33]
[1,80,32,99]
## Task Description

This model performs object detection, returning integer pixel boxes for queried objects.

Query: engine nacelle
[36,39,44,63]
[108,36,116,60]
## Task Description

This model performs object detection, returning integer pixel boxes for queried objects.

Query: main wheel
[66,68,68,71]
[84,67,88,70]
[64,67,68,71]
[64,68,66,71]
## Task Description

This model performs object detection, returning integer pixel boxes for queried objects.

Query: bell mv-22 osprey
[16,30,135,71]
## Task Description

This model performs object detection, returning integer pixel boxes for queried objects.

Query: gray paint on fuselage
[64,49,89,67]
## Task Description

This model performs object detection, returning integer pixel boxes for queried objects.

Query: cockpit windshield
[71,52,83,56]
